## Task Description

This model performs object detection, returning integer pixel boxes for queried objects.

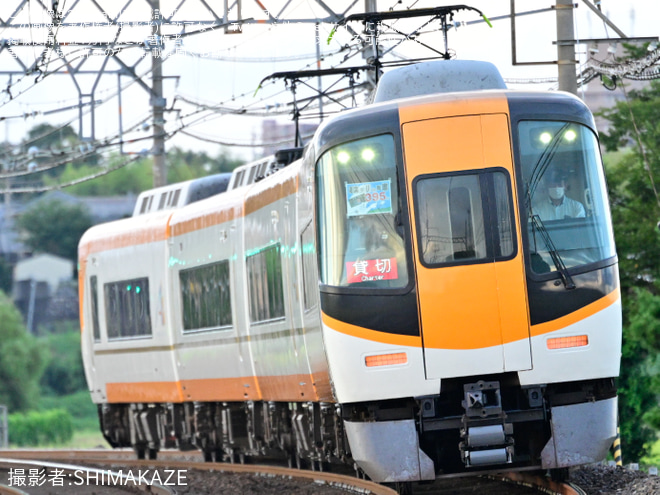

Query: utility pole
[363,0,378,89]
[149,0,167,187]
[556,0,578,95]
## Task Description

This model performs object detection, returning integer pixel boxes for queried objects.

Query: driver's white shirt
[533,195,586,221]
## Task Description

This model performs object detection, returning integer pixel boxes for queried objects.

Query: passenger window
[172,188,182,207]
[158,193,167,210]
[247,244,285,323]
[139,197,150,214]
[104,278,151,339]
[180,261,232,332]
[90,275,101,342]
[415,170,515,266]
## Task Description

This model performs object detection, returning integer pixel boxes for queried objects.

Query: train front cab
[314,91,621,481]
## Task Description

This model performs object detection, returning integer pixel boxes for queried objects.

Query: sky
[0,0,658,173]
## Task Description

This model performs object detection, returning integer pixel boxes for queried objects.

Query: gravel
[571,464,660,495]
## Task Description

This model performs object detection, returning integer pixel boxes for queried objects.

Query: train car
[79,60,621,484]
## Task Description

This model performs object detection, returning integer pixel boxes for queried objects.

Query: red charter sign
[346,257,398,283]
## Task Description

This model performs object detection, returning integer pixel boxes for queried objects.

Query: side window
[301,222,318,311]
[247,244,285,323]
[139,196,150,214]
[415,169,515,266]
[90,275,101,342]
[180,261,232,332]
[104,278,152,340]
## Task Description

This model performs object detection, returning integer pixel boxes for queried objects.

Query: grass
[28,429,109,450]
[6,390,108,448]
[37,390,99,431]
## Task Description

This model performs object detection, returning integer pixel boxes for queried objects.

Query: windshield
[316,134,408,288]
[519,120,616,274]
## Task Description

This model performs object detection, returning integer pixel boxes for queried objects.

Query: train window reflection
[519,121,616,274]
[316,134,408,288]
[180,260,232,332]
[247,244,285,322]
[104,277,151,340]
[415,170,514,266]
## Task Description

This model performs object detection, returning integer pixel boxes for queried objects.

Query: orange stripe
[321,289,618,351]
[245,175,298,216]
[79,213,171,258]
[530,288,620,338]
[310,370,333,402]
[106,381,184,403]
[321,312,422,348]
[180,376,260,401]
[106,371,335,404]
[78,259,86,334]
[171,207,238,237]
[80,176,298,259]
[257,374,318,401]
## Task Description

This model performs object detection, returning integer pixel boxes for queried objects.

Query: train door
[402,114,531,379]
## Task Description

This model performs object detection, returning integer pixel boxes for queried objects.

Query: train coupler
[459,380,514,467]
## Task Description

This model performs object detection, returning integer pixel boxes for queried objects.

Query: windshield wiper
[530,215,576,290]
[525,123,571,209]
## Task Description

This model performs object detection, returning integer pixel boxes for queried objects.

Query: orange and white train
[79,61,621,484]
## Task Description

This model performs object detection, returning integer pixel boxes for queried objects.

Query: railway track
[0,450,584,494]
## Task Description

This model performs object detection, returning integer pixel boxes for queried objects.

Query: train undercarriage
[98,374,617,482]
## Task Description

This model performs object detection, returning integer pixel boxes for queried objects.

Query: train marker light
[365,352,408,367]
[361,148,375,161]
[337,151,350,164]
[564,129,577,142]
[547,335,588,350]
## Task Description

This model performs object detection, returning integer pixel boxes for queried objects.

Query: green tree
[599,79,660,460]
[0,291,46,411]
[45,147,242,196]
[26,123,78,152]
[0,257,13,293]
[15,199,92,262]
[40,331,86,396]
[47,156,153,196]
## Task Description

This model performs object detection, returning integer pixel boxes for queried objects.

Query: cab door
[402,114,531,379]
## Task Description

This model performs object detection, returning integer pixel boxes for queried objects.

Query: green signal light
[135,286,141,294]
[126,285,132,291]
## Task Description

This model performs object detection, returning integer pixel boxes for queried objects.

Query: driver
[534,171,585,221]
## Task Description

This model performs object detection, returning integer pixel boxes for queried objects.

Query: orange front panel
[481,114,531,349]
[415,263,502,349]
[402,114,484,175]
[401,107,531,377]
